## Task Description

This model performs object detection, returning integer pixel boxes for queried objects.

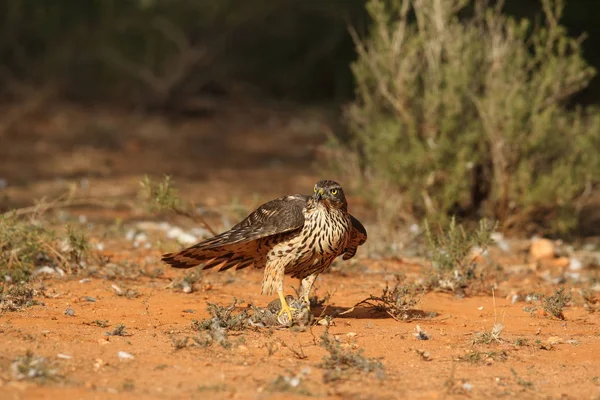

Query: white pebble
[118,351,135,361]
[36,266,57,275]
[569,258,583,271]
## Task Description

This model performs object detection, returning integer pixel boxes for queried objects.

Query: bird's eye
[314,187,317,193]
[330,189,338,195]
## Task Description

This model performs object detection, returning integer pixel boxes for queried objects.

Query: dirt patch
[1,256,600,399]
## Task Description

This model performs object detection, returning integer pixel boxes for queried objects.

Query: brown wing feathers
[161,195,308,272]
[342,214,368,260]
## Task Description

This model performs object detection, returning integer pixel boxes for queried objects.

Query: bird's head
[312,180,347,210]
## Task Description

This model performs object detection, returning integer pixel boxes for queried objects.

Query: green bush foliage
[339,0,600,233]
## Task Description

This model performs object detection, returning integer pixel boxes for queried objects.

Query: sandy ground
[2,261,600,400]
[1,104,600,399]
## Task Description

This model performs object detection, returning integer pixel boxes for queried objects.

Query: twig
[2,197,135,218]
[171,202,217,236]
[39,241,71,272]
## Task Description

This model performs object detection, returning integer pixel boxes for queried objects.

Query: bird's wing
[228,194,308,236]
[162,194,309,270]
[341,214,368,260]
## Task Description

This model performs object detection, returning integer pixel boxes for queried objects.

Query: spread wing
[341,214,367,260]
[161,194,309,270]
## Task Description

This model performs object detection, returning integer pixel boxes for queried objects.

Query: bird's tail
[161,242,255,272]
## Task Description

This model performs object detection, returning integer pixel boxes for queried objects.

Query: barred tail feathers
[161,230,258,271]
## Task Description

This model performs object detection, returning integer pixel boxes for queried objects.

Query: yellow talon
[277,291,296,322]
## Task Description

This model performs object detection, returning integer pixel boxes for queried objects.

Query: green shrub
[425,217,495,293]
[334,0,600,234]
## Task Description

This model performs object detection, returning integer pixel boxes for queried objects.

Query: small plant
[351,275,423,320]
[139,175,181,213]
[10,351,58,382]
[112,284,141,299]
[192,299,249,332]
[171,336,191,350]
[139,175,216,235]
[524,287,572,319]
[0,213,55,282]
[0,213,95,282]
[581,289,598,312]
[191,299,250,348]
[458,350,507,364]
[0,284,41,312]
[542,287,571,320]
[425,218,495,293]
[319,328,384,382]
[511,368,534,389]
[514,338,529,347]
[267,368,312,396]
[107,323,129,336]
[91,320,109,328]
[471,326,504,345]
[65,225,91,266]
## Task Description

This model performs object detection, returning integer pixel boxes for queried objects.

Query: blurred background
[1,0,599,242]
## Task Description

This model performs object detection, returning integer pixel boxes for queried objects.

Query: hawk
[161,180,367,321]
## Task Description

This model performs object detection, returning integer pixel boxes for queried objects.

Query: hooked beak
[314,188,324,201]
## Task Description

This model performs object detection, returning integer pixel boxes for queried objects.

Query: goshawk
[161,180,367,321]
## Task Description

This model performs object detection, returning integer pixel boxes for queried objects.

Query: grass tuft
[0,284,42,312]
[10,351,58,382]
[319,328,384,382]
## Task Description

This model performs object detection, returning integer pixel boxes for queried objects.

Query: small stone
[569,258,583,271]
[346,332,357,338]
[118,351,135,361]
[530,238,555,261]
[36,266,57,275]
[64,308,75,317]
[547,336,563,345]
[93,359,104,371]
[111,284,123,295]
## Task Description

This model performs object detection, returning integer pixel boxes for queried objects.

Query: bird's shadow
[311,305,437,321]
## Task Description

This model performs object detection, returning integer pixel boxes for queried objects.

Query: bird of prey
[161,180,367,321]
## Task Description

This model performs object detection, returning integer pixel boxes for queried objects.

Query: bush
[0,1,365,106]
[334,0,600,234]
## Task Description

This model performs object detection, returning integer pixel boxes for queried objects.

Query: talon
[277,291,297,322]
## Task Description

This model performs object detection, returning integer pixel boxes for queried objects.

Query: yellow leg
[277,290,296,322]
